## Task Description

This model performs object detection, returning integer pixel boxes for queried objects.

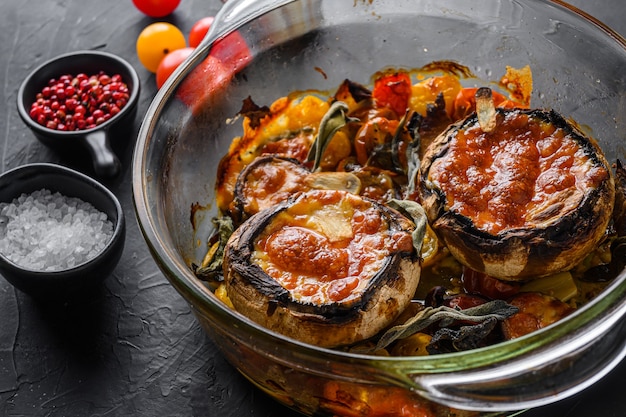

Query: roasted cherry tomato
[409,74,462,118]
[156,47,194,89]
[132,0,181,17]
[461,266,521,300]
[353,116,400,166]
[502,292,574,339]
[136,22,186,73]
[323,381,436,417]
[189,16,215,48]
[372,71,412,117]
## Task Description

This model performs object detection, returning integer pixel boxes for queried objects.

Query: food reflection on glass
[194,61,626,356]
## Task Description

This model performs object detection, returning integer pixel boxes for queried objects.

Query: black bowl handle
[83,129,121,178]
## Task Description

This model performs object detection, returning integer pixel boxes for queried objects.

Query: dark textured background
[0,1,624,416]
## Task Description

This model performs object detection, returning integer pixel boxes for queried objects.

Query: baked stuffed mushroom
[223,189,423,347]
[231,155,361,224]
[418,107,615,281]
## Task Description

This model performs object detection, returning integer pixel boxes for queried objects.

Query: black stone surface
[0,0,624,416]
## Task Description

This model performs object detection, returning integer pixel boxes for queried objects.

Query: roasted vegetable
[202,63,618,356]
[231,156,310,223]
[223,189,425,347]
[419,107,616,280]
[232,150,361,225]
[216,95,331,214]
[501,292,575,339]
[373,299,518,353]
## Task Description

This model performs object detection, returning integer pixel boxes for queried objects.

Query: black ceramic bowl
[16,51,140,178]
[0,163,125,300]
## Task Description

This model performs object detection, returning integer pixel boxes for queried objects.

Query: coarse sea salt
[0,188,114,272]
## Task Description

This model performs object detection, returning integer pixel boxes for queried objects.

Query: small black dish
[17,51,140,178]
[0,163,125,301]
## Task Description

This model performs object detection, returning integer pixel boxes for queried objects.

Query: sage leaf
[388,110,410,174]
[387,199,427,255]
[428,317,498,354]
[405,112,422,194]
[307,101,357,171]
[195,215,235,281]
[373,299,519,352]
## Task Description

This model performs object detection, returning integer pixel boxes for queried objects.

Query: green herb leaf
[373,300,519,352]
[405,112,422,194]
[428,317,499,354]
[385,110,410,174]
[387,199,427,255]
[194,216,234,281]
[307,101,357,171]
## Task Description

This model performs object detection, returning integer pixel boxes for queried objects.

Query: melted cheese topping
[240,158,309,215]
[429,110,609,235]
[251,190,413,305]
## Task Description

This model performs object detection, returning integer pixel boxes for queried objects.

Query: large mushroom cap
[223,189,422,347]
[418,108,615,281]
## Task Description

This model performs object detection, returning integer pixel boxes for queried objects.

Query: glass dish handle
[411,310,626,412]
[199,0,297,49]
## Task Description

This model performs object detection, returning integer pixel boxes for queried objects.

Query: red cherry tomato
[372,71,412,117]
[353,116,399,166]
[156,47,194,89]
[176,55,233,114]
[461,266,521,300]
[189,16,215,48]
[210,30,252,68]
[176,32,252,114]
[132,0,181,17]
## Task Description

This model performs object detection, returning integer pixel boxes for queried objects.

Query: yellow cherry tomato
[409,74,462,118]
[420,223,439,267]
[136,22,186,73]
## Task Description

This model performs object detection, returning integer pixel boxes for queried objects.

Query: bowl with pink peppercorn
[0,163,125,301]
[16,50,140,178]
